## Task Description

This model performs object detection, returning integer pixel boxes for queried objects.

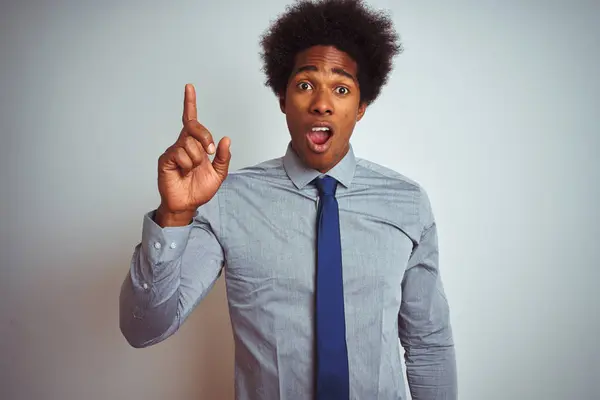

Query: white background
[1,1,599,399]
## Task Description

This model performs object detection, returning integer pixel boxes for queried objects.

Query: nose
[310,90,333,116]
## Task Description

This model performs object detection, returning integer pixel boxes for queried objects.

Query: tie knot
[315,175,338,196]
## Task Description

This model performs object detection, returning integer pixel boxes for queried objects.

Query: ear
[279,95,286,114]
[356,102,367,122]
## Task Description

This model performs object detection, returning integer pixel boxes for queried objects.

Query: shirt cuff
[141,210,195,265]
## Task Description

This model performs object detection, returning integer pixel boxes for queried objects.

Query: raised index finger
[182,83,197,123]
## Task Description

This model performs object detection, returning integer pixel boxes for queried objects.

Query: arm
[398,189,457,399]
[119,195,224,348]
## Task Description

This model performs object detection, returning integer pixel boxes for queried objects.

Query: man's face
[280,45,367,173]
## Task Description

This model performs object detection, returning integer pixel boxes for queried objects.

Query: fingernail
[208,143,216,154]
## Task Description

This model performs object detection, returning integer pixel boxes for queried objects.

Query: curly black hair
[259,0,402,105]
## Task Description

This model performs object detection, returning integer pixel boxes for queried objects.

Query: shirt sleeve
[398,187,457,399]
[119,194,225,348]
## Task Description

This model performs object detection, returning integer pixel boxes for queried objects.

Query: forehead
[293,45,358,74]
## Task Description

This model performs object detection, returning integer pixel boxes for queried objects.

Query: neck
[317,145,349,173]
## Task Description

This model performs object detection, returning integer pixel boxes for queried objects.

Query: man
[119,0,457,399]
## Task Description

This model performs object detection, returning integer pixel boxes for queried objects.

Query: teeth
[312,127,330,132]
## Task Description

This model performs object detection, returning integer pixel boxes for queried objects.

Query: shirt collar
[283,141,356,190]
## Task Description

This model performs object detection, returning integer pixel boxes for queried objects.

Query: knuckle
[172,145,183,154]
[175,147,188,160]
[160,145,176,160]
[189,123,211,143]
[183,135,196,148]
[182,119,196,130]
[178,157,192,169]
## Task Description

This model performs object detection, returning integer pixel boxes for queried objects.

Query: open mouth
[307,126,332,145]
[305,124,334,153]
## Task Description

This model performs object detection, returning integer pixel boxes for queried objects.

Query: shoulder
[203,157,286,222]
[355,157,435,228]
[231,157,284,177]
[222,157,287,186]
[216,156,293,201]
[356,157,421,189]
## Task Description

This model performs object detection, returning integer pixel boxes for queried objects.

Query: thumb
[212,136,231,180]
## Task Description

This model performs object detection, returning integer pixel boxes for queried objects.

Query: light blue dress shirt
[119,143,457,399]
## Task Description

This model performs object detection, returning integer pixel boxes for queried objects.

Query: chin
[292,137,339,172]
[302,151,334,172]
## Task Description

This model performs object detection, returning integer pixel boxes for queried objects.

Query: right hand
[156,84,231,220]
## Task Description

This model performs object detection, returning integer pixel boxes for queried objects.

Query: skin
[155,45,367,227]
[155,84,231,227]
[280,45,367,173]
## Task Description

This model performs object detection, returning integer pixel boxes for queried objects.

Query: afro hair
[259,0,402,105]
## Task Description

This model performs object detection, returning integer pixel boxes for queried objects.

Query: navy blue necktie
[314,176,349,400]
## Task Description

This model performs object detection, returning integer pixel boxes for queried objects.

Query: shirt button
[169,242,177,249]
[154,242,161,249]
[133,306,145,319]
[142,283,149,290]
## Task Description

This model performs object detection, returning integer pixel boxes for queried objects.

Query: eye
[297,82,312,91]
[335,86,350,95]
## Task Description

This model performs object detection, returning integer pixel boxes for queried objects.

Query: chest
[221,193,415,296]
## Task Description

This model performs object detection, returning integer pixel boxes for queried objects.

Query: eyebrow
[292,65,356,82]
